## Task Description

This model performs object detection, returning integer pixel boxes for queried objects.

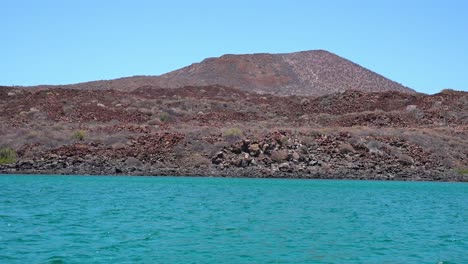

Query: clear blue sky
[1,0,467,94]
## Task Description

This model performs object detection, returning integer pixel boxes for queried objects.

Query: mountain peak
[27,50,414,96]
[155,49,413,96]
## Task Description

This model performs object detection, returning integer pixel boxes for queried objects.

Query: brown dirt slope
[156,50,413,96]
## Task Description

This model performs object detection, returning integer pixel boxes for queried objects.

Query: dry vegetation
[0,85,467,180]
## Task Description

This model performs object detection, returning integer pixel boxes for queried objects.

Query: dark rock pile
[211,131,466,181]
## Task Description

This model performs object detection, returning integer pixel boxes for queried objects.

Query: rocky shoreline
[1,161,466,182]
[2,130,467,182]
[1,88,466,182]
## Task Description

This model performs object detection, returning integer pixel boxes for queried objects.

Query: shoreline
[1,164,466,182]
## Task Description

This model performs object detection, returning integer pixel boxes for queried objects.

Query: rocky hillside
[29,50,414,96]
[0,86,466,181]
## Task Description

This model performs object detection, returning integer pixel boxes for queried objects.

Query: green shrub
[457,168,468,175]
[159,112,169,122]
[223,128,243,137]
[223,128,243,143]
[0,147,16,165]
[72,130,86,141]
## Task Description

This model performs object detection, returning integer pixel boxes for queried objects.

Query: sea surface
[0,175,467,263]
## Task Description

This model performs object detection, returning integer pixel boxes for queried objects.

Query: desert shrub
[139,108,154,117]
[0,146,16,164]
[300,136,316,145]
[338,143,355,154]
[159,112,169,122]
[366,140,383,150]
[315,113,332,124]
[186,140,208,153]
[223,128,243,143]
[308,130,322,137]
[300,136,315,150]
[348,136,364,146]
[71,130,86,141]
[148,119,161,126]
[409,108,425,120]
[223,128,243,137]
[365,140,386,156]
[173,144,187,160]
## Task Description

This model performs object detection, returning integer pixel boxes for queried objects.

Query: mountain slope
[31,50,414,96]
[156,50,413,96]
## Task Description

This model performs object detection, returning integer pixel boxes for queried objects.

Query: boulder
[231,158,242,167]
[215,151,224,159]
[240,159,250,167]
[231,157,250,168]
[270,149,288,162]
[279,162,290,171]
[241,139,251,152]
[231,145,242,154]
[398,154,414,166]
[292,152,300,161]
[406,105,417,111]
[212,157,223,165]
[248,143,261,157]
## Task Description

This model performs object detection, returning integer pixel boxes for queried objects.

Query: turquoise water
[0,175,467,263]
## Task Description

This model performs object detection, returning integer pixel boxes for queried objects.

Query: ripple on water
[45,256,66,264]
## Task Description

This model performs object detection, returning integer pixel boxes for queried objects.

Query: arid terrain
[1,50,467,181]
[30,50,413,96]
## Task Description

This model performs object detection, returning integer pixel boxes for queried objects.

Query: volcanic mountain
[34,50,414,96]
[1,50,466,181]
